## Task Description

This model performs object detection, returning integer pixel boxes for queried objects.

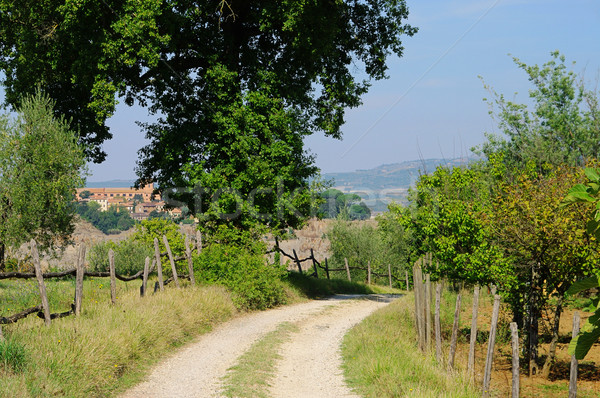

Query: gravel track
[269,296,391,398]
[120,295,397,398]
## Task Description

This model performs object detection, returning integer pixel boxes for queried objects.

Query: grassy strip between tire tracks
[220,322,299,398]
[342,294,479,398]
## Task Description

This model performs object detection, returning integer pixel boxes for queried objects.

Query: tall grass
[341,294,479,398]
[0,283,236,397]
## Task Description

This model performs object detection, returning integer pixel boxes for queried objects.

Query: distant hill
[322,157,474,212]
[85,157,473,213]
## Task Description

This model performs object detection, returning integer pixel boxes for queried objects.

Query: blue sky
[5,1,600,182]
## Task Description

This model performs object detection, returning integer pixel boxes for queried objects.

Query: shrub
[87,239,152,275]
[195,244,287,310]
[0,339,27,373]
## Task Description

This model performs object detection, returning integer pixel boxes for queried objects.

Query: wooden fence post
[185,236,195,286]
[162,235,179,288]
[467,285,480,381]
[448,293,462,369]
[31,239,51,326]
[293,249,303,275]
[569,312,580,398]
[0,325,4,341]
[154,237,164,291]
[435,283,442,363]
[510,322,520,398]
[367,261,371,284]
[413,262,425,351]
[311,249,318,278]
[344,258,351,281]
[74,244,85,316]
[141,256,150,297]
[324,258,330,279]
[196,230,202,254]
[388,264,392,288]
[406,270,410,291]
[108,249,117,304]
[425,274,431,350]
[482,294,501,397]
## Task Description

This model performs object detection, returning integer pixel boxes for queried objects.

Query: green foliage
[401,163,505,285]
[0,90,86,263]
[133,219,187,274]
[327,219,409,286]
[76,203,135,234]
[319,189,371,220]
[0,0,416,231]
[0,339,27,373]
[87,238,152,276]
[195,243,287,310]
[476,51,600,174]
[562,168,600,360]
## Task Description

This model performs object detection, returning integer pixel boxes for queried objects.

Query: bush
[88,239,152,275]
[195,244,287,310]
[0,339,27,373]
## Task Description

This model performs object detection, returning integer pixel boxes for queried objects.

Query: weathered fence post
[74,244,86,316]
[569,312,580,398]
[162,235,179,288]
[185,236,195,286]
[435,283,442,363]
[31,239,51,326]
[413,262,426,351]
[108,249,117,304]
[448,293,462,370]
[293,249,302,275]
[510,322,520,398]
[467,285,480,381]
[367,261,371,284]
[311,249,318,278]
[154,237,164,291]
[425,273,431,350]
[388,264,392,288]
[196,230,203,254]
[344,258,351,281]
[482,294,501,397]
[324,258,330,279]
[0,325,4,341]
[406,270,410,291]
[141,256,150,297]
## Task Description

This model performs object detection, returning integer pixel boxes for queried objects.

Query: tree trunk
[0,241,4,271]
[541,295,564,378]
[528,262,540,376]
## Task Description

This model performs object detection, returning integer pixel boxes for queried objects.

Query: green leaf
[568,312,600,360]
[584,168,600,183]
[585,219,600,236]
[567,190,596,203]
[566,276,599,295]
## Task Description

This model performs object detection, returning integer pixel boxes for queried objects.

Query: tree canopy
[0,1,417,229]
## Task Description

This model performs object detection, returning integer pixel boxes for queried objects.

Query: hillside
[86,157,475,214]
[323,157,474,212]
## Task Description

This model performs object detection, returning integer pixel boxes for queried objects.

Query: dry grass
[342,294,479,398]
[220,322,298,398]
[0,282,237,397]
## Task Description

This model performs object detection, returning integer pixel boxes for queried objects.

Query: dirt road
[120,295,397,398]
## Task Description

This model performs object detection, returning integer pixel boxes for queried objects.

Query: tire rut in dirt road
[269,297,392,398]
[119,296,378,398]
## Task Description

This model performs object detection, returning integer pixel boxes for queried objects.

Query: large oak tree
[0,0,417,229]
